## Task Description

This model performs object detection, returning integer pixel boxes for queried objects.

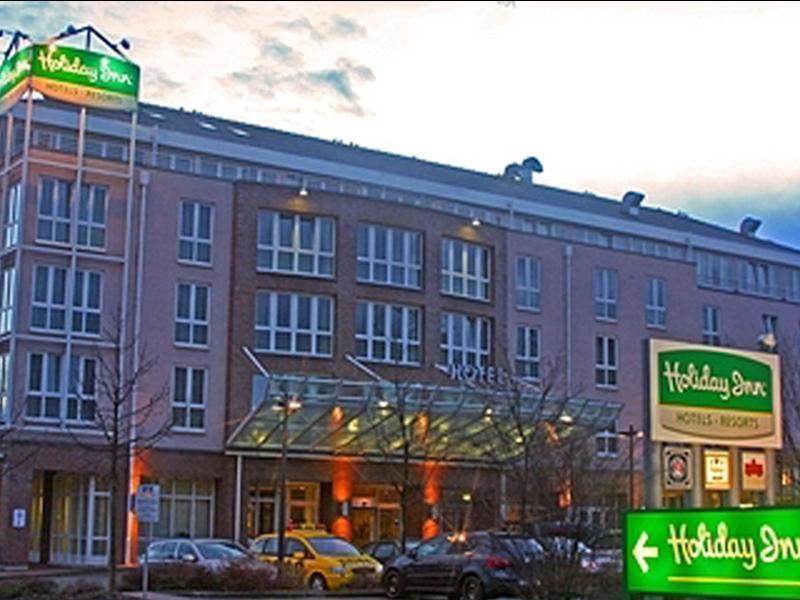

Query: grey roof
[38,99,800,257]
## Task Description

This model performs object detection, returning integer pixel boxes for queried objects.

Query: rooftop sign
[626,507,800,599]
[0,44,139,113]
[649,339,781,448]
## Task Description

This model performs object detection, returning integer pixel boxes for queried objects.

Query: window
[645,277,666,328]
[440,312,490,367]
[0,267,15,335]
[702,305,721,346]
[254,292,333,357]
[355,301,421,365]
[36,177,71,244]
[595,420,618,457]
[31,265,67,331]
[516,256,541,310]
[257,210,334,277]
[141,479,214,542]
[515,325,540,380]
[174,283,209,347]
[4,181,21,248]
[696,252,733,289]
[789,270,800,302]
[739,260,777,297]
[0,354,8,420]
[595,336,618,388]
[67,356,96,423]
[356,224,421,288]
[594,269,618,321]
[440,238,490,301]
[178,201,213,265]
[172,366,206,431]
[77,184,107,249]
[26,352,61,420]
[72,270,102,335]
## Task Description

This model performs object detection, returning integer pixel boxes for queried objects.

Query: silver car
[144,538,277,578]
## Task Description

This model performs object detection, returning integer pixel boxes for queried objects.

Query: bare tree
[66,314,170,591]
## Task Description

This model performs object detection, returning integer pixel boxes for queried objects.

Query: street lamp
[273,394,301,564]
[619,424,644,509]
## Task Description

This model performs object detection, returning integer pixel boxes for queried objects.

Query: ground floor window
[138,479,214,547]
[28,472,110,565]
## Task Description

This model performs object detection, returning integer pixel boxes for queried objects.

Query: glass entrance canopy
[227,375,624,466]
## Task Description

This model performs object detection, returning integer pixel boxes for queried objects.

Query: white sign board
[704,449,731,491]
[741,451,768,492]
[11,508,25,528]
[663,446,693,491]
[136,484,161,523]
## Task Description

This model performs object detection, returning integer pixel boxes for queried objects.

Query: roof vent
[503,156,543,185]
[739,216,762,237]
[621,190,645,215]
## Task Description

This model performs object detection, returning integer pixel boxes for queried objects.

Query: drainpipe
[564,244,573,395]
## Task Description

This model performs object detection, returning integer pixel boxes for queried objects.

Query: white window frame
[702,305,721,346]
[515,325,540,381]
[356,224,422,289]
[440,238,490,301]
[31,265,67,332]
[594,269,618,321]
[26,352,62,421]
[516,255,541,311]
[71,270,102,336]
[77,183,107,250]
[739,260,777,297]
[3,180,21,248]
[67,355,96,423]
[174,283,210,348]
[171,366,206,431]
[257,210,335,278]
[178,200,213,265]
[696,252,733,289]
[645,277,666,329]
[254,291,333,357]
[595,419,619,457]
[0,353,8,421]
[0,267,15,335]
[355,301,421,366]
[789,270,800,302]
[440,312,490,367]
[142,479,215,542]
[595,335,618,389]
[36,177,71,245]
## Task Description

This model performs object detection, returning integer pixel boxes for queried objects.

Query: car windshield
[307,537,361,557]
[496,536,545,558]
[197,541,248,559]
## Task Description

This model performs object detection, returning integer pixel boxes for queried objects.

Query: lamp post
[275,394,301,565]
[619,425,643,509]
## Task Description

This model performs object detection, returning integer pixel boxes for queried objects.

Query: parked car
[143,537,277,578]
[383,531,540,600]
[539,536,600,574]
[250,527,383,590]
[588,530,622,573]
[362,538,420,565]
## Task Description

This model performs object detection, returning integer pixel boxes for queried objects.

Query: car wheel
[308,573,327,591]
[384,570,405,599]
[460,575,484,600]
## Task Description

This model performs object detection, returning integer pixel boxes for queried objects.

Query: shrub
[0,579,57,599]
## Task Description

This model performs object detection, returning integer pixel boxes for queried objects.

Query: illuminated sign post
[0,44,139,112]
[649,340,782,449]
[626,507,800,599]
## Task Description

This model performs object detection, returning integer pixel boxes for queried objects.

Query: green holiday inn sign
[0,44,139,113]
[626,507,800,599]
[649,339,782,448]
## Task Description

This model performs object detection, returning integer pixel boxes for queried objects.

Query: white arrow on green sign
[626,507,800,599]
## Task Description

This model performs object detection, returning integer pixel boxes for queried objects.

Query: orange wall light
[332,458,353,503]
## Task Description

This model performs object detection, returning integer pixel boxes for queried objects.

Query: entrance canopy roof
[226,375,624,466]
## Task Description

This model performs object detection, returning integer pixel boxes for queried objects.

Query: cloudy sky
[3,1,800,248]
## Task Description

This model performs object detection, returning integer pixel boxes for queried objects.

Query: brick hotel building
[0,97,798,568]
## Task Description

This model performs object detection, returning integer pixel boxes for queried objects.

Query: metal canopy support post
[234,454,243,542]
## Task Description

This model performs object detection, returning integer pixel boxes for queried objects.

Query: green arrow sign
[626,507,800,598]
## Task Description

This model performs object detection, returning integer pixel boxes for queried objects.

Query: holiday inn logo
[649,339,781,448]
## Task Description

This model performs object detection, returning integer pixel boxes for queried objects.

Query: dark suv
[383,531,542,600]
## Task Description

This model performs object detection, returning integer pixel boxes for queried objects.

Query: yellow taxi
[250,527,383,590]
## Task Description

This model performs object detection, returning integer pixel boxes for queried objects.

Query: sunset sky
[3,1,799,248]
